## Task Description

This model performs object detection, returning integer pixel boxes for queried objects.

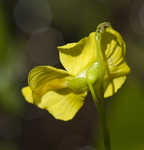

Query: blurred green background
[0,0,144,150]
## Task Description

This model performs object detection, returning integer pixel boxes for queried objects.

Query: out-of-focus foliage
[0,3,24,114]
[95,77,144,150]
[109,77,144,150]
[0,141,18,150]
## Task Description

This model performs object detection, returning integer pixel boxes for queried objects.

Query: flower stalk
[98,99,111,150]
[88,82,111,150]
[87,23,111,150]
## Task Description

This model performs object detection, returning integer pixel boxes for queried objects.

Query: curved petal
[28,66,72,97]
[101,27,130,77]
[104,76,126,98]
[36,89,87,121]
[94,25,130,98]
[22,66,88,121]
[57,32,97,76]
[22,86,87,121]
[21,86,33,103]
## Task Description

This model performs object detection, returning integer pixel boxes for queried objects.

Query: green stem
[88,82,111,150]
[98,98,111,150]
[87,82,99,107]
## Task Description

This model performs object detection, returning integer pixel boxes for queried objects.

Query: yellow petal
[104,76,126,98]
[101,27,130,76]
[36,89,87,121]
[28,66,72,97]
[21,86,33,103]
[99,25,130,97]
[57,32,97,76]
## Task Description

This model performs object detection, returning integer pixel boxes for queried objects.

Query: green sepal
[86,62,100,85]
[68,77,87,93]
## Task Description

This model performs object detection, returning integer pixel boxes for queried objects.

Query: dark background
[0,0,144,150]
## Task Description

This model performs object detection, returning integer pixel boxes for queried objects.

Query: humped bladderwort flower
[22,22,130,121]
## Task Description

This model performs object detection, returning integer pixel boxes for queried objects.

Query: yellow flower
[22,22,130,121]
